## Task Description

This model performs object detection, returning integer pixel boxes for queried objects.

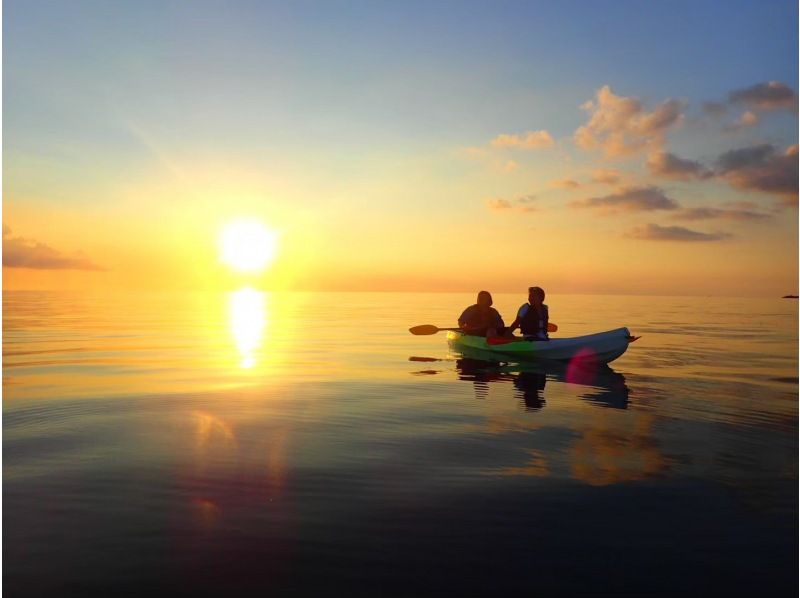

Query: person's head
[477,290,493,308]
[528,286,545,305]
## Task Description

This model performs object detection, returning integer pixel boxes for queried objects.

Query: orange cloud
[736,110,759,127]
[486,195,537,213]
[570,186,679,214]
[728,81,798,110]
[550,178,581,189]
[591,169,622,185]
[671,207,771,222]
[490,130,554,150]
[723,200,761,210]
[625,223,731,242]
[575,85,685,157]
[723,110,760,133]
[2,226,104,271]
[486,198,513,210]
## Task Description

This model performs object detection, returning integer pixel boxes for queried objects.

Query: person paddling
[508,286,549,340]
[458,290,506,337]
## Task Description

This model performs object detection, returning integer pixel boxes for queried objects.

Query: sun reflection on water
[228,287,269,369]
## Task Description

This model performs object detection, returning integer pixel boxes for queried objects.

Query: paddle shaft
[409,322,557,335]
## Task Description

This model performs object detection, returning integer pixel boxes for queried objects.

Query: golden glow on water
[228,287,268,369]
[193,410,237,450]
[191,498,221,527]
[569,412,666,486]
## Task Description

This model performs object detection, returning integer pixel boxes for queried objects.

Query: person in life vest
[508,286,549,340]
[458,290,506,337]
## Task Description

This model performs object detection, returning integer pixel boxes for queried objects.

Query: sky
[3,0,798,296]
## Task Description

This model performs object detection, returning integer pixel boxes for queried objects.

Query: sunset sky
[3,0,798,296]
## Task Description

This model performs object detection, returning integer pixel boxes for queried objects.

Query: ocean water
[3,291,797,596]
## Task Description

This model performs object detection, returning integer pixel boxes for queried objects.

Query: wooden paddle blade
[547,322,558,332]
[409,324,441,335]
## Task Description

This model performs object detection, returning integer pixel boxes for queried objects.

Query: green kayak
[447,327,635,365]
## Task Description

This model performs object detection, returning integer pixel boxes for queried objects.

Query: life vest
[519,303,549,338]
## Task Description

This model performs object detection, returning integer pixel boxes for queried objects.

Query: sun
[219,219,278,273]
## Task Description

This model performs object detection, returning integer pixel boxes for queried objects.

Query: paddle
[409,322,558,335]
[408,325,461,335]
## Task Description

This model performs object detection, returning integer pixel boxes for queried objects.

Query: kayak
[447,327,636,365]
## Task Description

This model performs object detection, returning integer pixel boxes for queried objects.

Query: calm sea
[3,291,798,596]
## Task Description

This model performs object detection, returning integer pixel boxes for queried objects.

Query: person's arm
[486,310,506,338]
[461,321,480,333]
[542,305,550,338]
[458,307,480,333]
[508,304,526,334]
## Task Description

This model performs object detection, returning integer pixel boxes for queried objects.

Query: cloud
[625,223,731,242]
[671,207,771,222]
[591,169,622,185]
[516,194,538,212]
[736,110,759,127]
[723,199,761,210]
[550,178,581,189]
[574,85,685,157]
[503,160,519,172]
[647,151,712,180]
[715,144,798,205]
[703,102,728,117]
[486,194,538,213]
[728,81,798,110]
[570,186,679,214]
[723,110,760,132]
[486,198,513,210]
[2,228,104,270]
[490,130,555,150]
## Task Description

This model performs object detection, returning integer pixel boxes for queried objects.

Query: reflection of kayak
[455,355,629,409]
[447,327,636,365]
